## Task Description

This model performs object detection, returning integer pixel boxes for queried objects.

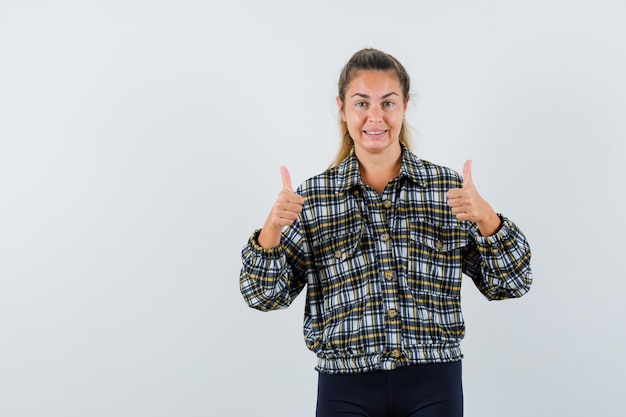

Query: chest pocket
[407,221,469,297]
[312,224,374,313]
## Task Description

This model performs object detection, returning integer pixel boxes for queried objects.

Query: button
[334,250,343,259]
[384,271,394,281]
[387,308,399,319]
[390,349,402,359]
[381,233,390,242]
[436,240,443,251]
[383,199,392,209]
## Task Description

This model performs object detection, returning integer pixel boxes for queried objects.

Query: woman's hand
[446,160,501,237]
[257,166,304,248]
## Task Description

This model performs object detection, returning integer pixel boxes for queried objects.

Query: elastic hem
[315,344,463,375]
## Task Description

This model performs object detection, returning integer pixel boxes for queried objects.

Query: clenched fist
[446,160,501,236]
[258,166,304,248]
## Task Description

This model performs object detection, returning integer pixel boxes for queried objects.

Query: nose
[368,107,383,122]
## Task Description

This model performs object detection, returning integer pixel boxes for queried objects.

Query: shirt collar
[398,143,427,187]
[336,144,426,192]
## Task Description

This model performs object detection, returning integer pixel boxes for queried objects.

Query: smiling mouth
[364,130,387,135]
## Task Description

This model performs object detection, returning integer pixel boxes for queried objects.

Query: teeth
[366,130,385,134]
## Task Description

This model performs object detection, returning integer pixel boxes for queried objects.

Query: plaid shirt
[240,146,532,375]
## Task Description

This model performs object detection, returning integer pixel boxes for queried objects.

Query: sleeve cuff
[469,214,514,246]
[248,229,284,257]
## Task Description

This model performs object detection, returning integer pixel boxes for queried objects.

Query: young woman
[240,48,532,417]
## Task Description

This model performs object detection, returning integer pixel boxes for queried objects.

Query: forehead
[346,70,402,96]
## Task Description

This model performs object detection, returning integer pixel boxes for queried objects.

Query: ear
[336,96,346,121]
[404,93,410,112]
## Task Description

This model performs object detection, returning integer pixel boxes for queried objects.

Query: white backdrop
[1,1,625,416]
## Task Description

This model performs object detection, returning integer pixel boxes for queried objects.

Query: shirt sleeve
[239,222,309,311]
[462,215,533,301]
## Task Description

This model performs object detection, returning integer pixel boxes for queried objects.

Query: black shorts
[316,361,463,417]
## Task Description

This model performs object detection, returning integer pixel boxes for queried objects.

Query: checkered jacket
[240,146,532,374]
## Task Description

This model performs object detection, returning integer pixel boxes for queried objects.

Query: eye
[355,101,368,108]
[383,101,395,108]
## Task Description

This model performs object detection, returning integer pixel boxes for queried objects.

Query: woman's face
[337,70,408,157]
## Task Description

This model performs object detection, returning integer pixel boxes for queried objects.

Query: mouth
[363,130,388,139]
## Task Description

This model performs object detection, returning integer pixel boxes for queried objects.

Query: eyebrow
[350,92,400,99]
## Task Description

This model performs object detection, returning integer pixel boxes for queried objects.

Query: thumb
[279,166,293,192]
[462,159,473,187]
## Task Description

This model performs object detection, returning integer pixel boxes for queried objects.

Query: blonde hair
[331,48,412,167]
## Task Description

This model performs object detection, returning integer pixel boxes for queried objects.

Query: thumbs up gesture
[446,160,502,236]
[257,166,305,248]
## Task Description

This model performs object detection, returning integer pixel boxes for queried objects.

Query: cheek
[386,113,404,129]
[346,113,365,130]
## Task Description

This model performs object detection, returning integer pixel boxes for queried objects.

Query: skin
[336,70,408,194]
[258,70,501,248]
[257,166,304,249]
[447,159,502,236]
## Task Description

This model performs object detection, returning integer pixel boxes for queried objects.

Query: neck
[355,144,402,194]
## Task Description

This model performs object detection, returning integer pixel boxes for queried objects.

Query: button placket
[363,187,402,364]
